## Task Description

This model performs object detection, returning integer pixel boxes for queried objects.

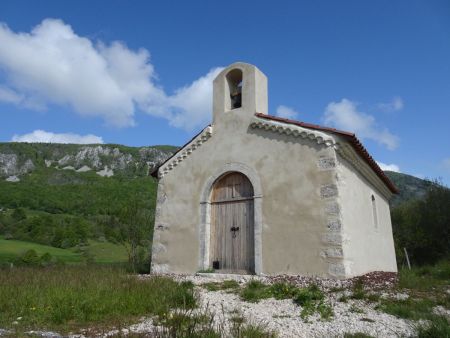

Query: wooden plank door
[210,172,254,273]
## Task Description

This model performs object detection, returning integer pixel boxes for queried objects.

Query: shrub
[20,249,40,266]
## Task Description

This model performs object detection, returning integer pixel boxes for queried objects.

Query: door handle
[230,226,240,238]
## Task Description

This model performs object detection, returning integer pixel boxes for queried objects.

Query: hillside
[384,171,433,207]
[0,143,176,265]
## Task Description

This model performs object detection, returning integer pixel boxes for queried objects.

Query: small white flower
[12,321,18,325]
[17,317,22,320]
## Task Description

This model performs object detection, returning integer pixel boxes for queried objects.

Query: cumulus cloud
[161,67,223,130]
[378,96,404,112]
[376,161,401,172]
[275,105,300,119]
[323,98,399,150]
[11,130,103,144]
[0,19,220,130]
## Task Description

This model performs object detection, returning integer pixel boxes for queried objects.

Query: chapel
[151,62,397,278]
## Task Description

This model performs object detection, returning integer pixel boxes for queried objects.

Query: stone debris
[96,166,114,177]
[76,165,92,172]
[25,331,62,337]
[5,175,20,182]
[433,305,450,319]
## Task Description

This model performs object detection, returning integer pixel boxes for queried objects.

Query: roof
[150,126,210,178]
[254,113,398,194]
[150,113,397,194]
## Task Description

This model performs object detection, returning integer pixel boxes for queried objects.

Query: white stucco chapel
[151,62,398,278]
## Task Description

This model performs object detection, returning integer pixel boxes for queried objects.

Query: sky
[0,0,449,183]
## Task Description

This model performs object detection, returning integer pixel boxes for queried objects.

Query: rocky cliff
[0,143,176,180]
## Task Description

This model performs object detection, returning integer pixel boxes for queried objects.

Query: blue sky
[0,0,449,183]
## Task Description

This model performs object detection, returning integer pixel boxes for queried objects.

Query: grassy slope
[86,240,128,264]
[0,236,82,263]
[0,237,128,264]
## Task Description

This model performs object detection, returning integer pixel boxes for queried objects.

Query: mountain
[0,142,176,180]
[0,143,176,255]
[384,171,433,207]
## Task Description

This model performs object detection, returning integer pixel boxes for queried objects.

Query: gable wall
[152,112,343,276]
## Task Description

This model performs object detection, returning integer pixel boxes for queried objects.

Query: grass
[416,316,450,338]
[154,308,277,338]
[0,266,196,334]
[0,236,82,264]
[239,281,333,321]
[398,260,450,291]
[0,236,128,265]
[201,280,240,292]
[83,240,128,264]
[377,298,436,320]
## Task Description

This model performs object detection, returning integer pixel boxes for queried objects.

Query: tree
[392,179,450,265]
[118,197,153,273]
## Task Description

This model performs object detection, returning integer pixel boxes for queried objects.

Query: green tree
[11,208,26,221]
[392,180,450,265]
[118,197,153,273]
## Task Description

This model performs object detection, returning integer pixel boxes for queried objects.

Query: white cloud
[0,19,219,130]
[323,98,399,150]
[275,105,300,119]
[0,86,45,110]
[162,67,223,130]
[378,96,404,112]
[11,130,103,144]
[376,161,401,172]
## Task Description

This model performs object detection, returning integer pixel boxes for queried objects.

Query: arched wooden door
[210,172,255,273]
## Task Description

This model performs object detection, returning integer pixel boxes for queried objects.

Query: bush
[19,249,40,266]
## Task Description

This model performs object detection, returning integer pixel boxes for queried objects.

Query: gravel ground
[1,273,421,337]
[176,273,417,338]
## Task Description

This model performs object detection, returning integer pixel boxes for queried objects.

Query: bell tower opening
[212,62,268,125]
[226,69,243,110]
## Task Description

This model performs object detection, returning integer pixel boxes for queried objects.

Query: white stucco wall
[337,156,398,277]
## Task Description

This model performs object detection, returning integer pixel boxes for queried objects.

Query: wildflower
[17,317,22,320]
[12,321,18,325]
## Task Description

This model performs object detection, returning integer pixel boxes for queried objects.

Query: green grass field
[0,237,128,264]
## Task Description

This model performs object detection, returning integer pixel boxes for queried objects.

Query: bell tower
[212,62,268,126]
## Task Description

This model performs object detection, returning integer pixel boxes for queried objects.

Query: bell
[230,86,242,109]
